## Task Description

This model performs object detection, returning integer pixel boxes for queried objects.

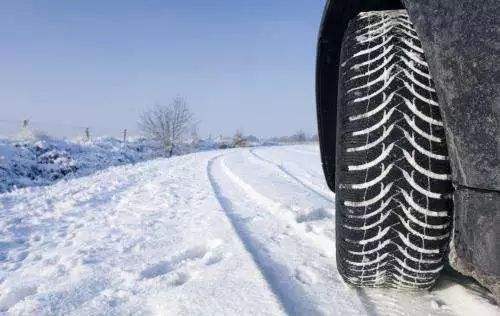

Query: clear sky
[1,0,325,138]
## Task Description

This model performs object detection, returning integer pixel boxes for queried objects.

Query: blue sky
[1,1,325,138]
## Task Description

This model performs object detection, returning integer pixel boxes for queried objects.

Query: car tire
[335,9,453,289]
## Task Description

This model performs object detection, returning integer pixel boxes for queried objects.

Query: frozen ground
[0,145,498,315]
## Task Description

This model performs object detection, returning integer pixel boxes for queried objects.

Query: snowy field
[0,145,498,315]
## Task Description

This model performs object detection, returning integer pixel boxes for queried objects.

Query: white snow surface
[0,145,498,315]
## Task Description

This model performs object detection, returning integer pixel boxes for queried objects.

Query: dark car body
[316,0,499,298]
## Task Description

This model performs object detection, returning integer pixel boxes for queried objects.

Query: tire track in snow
[218,155,333,257]
[209,154,373,315]
[285,147,320,156]
[207,155,320,315]
[220,153,385,315]
[249,149,334,203]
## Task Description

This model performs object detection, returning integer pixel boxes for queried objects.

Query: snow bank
[0,134,161,193]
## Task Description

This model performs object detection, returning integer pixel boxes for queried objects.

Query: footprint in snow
[140,260,176,280]
[171,272,191,286]
[30,235,42,243]
[296,208,333,223]
[14,251,29,262]
[205,252,224,266]
[140,239,224,282]
[295,266,318,285]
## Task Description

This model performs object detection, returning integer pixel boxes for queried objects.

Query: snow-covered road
[1,145,498,315]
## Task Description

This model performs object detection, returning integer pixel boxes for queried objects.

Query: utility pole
[85,127,90,142]
[123,129,127,143]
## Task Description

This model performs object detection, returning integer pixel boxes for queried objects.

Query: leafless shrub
[232,130,248,148]
[138,96,194,156]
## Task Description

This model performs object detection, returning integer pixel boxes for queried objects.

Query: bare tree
[232,129,247,148]
[138,96,194,157]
